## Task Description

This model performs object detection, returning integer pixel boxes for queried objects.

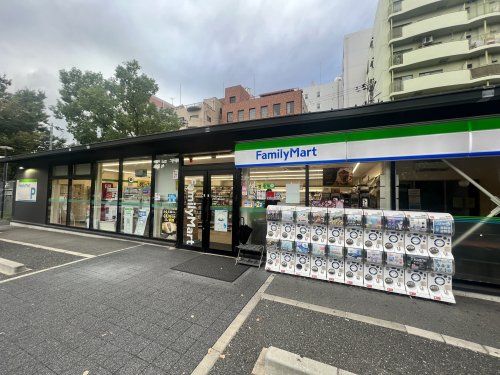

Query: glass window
[183,153,234,166]
[396,156,500,285]
[93,160,119,232]
[260,106,268,118]
[273,103,281,116]
[316,103,321,110]
[183,175,204,248]
[240,166,306,245]
[309,162,386,209]
[48,179,68,225]
[120,157,152,236]
[238,110,244,121]
[227,112,233,122]
[249,108,256,120]
[52,165,68,177]
[229,96,236,103]
[69,179,91,228]
[316,91,320,98]
[153,155,179,241]
[73,163,91,176]
[305,93,308,99]
[286,101,294,115]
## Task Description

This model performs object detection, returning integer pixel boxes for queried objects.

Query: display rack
[235,244,264,267]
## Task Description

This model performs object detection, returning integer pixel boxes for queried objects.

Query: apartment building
[175,97,222,128]
[367,0,500,101]
[149,95,174,110]
[302,78,344,112]
[221,85,306,124]
[343,28,373,107]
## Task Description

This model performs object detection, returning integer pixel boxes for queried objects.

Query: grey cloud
[0,0,377,138]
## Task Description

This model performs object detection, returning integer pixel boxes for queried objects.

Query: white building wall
[301,78,344,112]
[343,28,373,107]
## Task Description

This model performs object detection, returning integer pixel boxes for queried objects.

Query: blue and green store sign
[235,116,500,167]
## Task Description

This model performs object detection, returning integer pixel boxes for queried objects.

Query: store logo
[255,146,318,162]
[184,180,197,245]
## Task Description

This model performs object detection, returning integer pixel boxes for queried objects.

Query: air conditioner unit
[422,36,433,45]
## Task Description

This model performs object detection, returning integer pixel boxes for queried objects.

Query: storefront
[4,87,500,287]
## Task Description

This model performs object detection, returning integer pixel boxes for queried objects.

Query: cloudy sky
[0,0,377,138]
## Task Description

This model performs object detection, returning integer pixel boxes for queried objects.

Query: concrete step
[0,257,28,275]
[252,346,356,375]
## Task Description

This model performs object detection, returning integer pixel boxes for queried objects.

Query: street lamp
[0,146,14,219]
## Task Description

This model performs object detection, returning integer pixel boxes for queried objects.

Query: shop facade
[5,88,500,287]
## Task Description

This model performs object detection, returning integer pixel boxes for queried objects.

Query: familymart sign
[235,117,500,167]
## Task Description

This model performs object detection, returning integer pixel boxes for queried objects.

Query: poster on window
[161,209,177,240]
[135,207,150,236]
[123,207,134,234]
[214,209,228,232]
[15,179,37,202]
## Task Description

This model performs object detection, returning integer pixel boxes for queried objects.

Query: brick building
[221,85,307,124]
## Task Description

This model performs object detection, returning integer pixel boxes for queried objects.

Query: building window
[153,155,179,241]
[227,112,233,122]
[273,103,281,116]
[260,106,268,118]
[249,108,256,120]
[304,93,308,99]
[286,101,295,115]
[190,115,199,120]
[120,157,152,236]
[207,115,212,123]
[238,110,244,121]
[229,96,236,103]
[93,160,119,232]
[316,103,321,110]
[419,69,443,77]
[316,91,320,98]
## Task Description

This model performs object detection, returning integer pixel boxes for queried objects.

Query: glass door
[183,174,205,248]
[208,172,234,252]
[69,179,91,228]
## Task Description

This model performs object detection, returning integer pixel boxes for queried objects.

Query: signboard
[214,209,228,232]
[134,207,150,236]
[15,179,37,202]
[123,207,134,234]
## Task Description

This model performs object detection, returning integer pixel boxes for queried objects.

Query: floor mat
[172,254,250,282]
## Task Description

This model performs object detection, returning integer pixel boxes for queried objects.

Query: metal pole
[1,149,7,219]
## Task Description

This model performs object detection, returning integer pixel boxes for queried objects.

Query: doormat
[172,255,250,282]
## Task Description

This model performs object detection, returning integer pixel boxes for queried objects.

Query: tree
[0,75,64,155]
[53,60,181,145]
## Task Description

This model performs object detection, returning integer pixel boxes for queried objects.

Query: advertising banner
[134,207,150,236]
[214,209,228,232]
[15,179,37,202]
[123,207,134,234]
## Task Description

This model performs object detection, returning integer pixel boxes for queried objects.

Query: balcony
[391,64,500,98]
[390,2,500,45]
[391,34,500,70]
[389,0,465,20]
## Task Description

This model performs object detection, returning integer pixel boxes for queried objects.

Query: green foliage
[0,74,63,155]
[53,60,181,144]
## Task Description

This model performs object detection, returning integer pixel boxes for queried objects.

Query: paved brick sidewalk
[0,243,267,374]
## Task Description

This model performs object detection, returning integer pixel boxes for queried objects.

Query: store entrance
[182,169,235,253]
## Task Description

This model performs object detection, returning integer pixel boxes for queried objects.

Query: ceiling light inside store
[353,162,360,173]
[102,161,151,167]
[215,154,234,159]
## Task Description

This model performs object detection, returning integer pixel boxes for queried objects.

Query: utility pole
[0,145,13,219]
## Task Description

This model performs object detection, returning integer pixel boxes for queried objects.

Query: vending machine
[345,248,365,287]
[327,245,345,284]
[404,211,429,256]
[363,209,384,251]
[310,243,328,280]
[382,210,405,253]
[327,208,345,250]
[265,239,281,273]
[428,258,455,303]
[427,213,454,259]
[279,206,296,241]
[266,205,281,240]
[310,207,328,245]
[344,208,364,249]
[295,242,311,278]
[426,213,455,303]
[404,255,430,299]
[279,240,296,275]
[363,249,384,290]
[295,207,311,242]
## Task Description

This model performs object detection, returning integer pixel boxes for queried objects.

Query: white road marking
[0,238,95,258]
[261,293,500,359]
[454,290,500,303]
[0,244,144,284]
[192,274,276,375]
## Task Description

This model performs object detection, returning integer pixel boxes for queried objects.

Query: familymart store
[235,117,500,286]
